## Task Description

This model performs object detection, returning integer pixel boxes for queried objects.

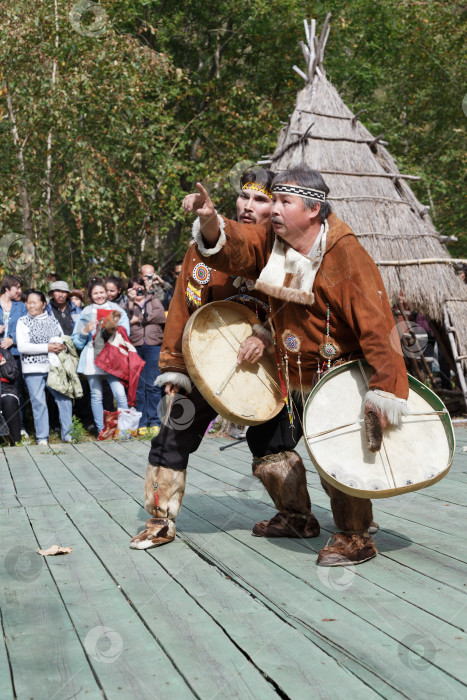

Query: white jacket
[16,313,64,374]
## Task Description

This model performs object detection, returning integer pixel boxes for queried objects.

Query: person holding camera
[126,276,166,435]
[141,264,173,311]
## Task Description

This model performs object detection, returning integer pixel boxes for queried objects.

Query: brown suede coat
[197,213,408,399]
[159,242,269,378]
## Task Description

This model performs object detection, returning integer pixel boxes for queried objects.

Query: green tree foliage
[110,0,466,254]
[0,0,465,287]
[0,0,187,283]
[322,0,466,253]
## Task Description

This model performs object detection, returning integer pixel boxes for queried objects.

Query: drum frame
[304,360,455,499]
[183,301,285,425]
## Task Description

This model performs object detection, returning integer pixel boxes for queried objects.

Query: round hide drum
[182,301,284,425]
[304,360,455,499]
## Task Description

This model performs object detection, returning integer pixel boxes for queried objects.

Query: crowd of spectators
[0,262,181,445]
[4,257,460,446]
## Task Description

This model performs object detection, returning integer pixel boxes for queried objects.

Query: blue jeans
[135,344,162,427]
[87,373,128,432]
[24,373,73,442]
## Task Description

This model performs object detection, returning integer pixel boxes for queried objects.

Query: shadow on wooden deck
[0,430,466,699]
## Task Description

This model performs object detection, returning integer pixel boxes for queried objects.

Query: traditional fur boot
[130,464,186,550]
[317,532,377,566]
[252,451,320,538]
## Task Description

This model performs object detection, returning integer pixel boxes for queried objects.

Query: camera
[136,287,145,295]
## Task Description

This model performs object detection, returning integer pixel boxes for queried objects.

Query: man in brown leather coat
[181,165,409,566]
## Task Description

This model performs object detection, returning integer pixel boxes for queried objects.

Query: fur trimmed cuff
[155,372,192,394]
[364,389,408,426]
[251,323,273,348]
[192,213,226,256]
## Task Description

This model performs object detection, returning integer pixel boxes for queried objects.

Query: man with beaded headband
[130,168,276,550]
[182,164,409,566]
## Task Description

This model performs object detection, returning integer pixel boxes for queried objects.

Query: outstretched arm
[182,183,220,247]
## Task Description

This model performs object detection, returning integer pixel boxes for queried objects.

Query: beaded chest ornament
[317,304,341,379]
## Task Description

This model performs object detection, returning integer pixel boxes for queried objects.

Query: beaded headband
[272,183,326,202]
[241,181,273,200]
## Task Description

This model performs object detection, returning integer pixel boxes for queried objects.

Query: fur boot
[317,532,378,566]
[130,464,186,550]
[252,451,320,538]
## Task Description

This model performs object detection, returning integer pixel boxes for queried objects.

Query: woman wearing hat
[70,289,85,308]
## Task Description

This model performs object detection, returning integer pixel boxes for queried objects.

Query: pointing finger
[196,182,210,200]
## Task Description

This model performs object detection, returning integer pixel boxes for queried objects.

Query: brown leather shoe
[129,518,175,550]
[317,532,377,566]
[252,512,320,538]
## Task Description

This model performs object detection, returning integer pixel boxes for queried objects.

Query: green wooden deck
[1,429,467,700]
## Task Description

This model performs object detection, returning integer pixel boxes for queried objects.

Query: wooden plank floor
[1,429,467,699]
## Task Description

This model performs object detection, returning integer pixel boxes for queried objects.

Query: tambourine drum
[182,301,285,425]
[304,360,455,499]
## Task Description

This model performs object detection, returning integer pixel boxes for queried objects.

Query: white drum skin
[183,301,284,426]
[304,361,455,499]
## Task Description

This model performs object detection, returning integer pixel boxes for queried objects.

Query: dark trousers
[73,376,95,429]
[1,394,21,443]
[148,386,217,470]
[13,356,27,429]
[247,400,373,533]
[135,345,162,427]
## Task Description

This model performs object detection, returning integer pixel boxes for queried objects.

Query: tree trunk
[5,84,34,240]
[45,0,60,265]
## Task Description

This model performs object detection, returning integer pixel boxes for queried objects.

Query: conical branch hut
[266,16,467,368]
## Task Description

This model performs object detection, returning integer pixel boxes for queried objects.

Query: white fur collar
[255,221,328,306]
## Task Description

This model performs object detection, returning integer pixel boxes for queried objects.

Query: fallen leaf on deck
[322,618,336,622]
[37,545,72,556]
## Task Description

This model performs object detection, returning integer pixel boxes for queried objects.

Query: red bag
[94,327,145,407]
[96,308,112,323]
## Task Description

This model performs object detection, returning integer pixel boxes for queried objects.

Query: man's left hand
[237,336,266,364]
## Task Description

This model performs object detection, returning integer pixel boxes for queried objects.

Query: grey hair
[272,165,331,223]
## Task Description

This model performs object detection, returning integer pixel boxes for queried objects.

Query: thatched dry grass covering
[269,17,467,362]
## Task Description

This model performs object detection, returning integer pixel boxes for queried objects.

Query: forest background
[0,0,465,287]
